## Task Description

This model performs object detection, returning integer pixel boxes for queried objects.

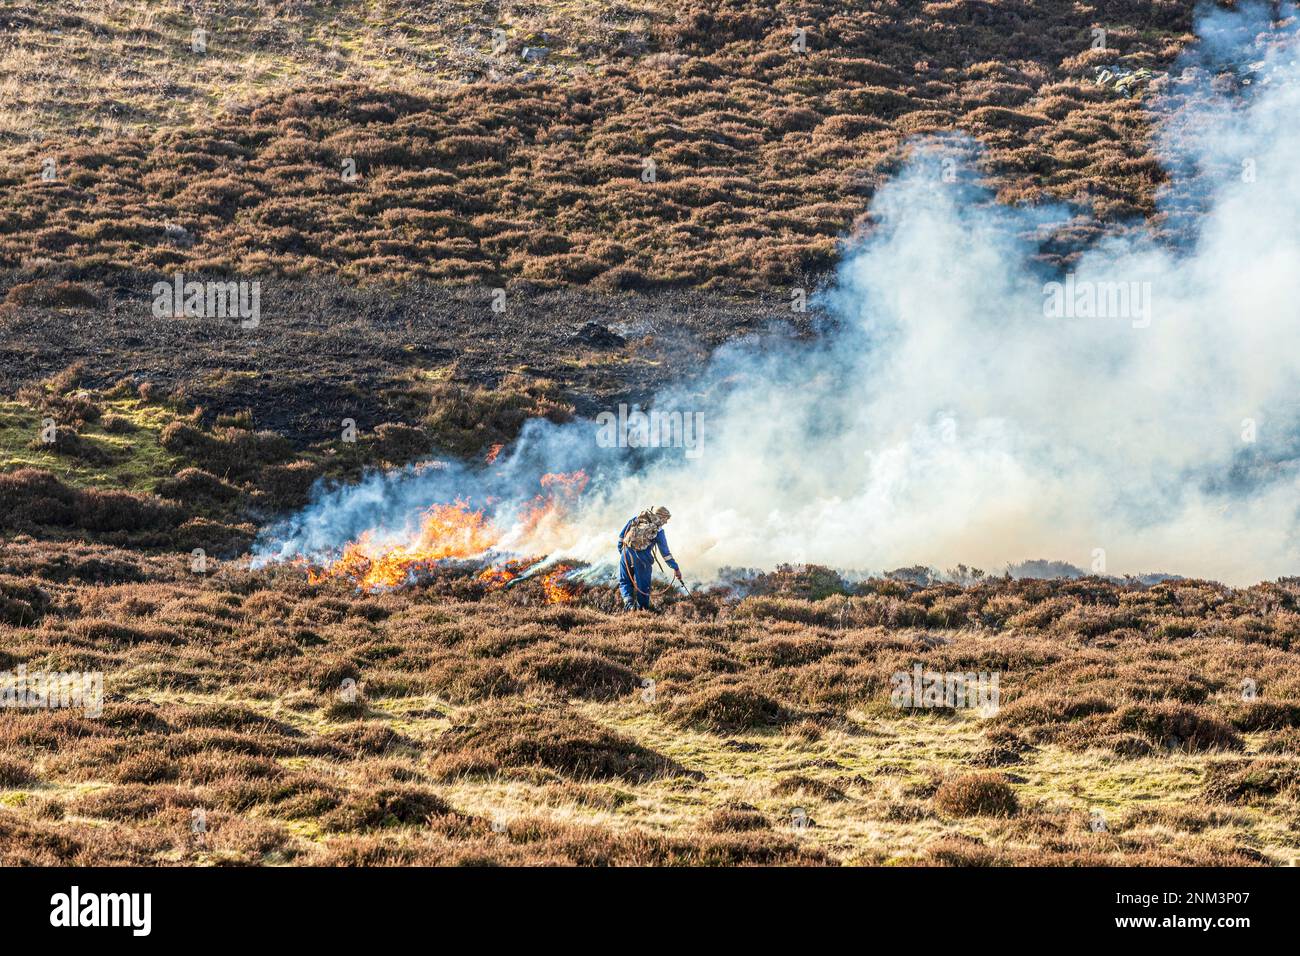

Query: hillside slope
[1,0,1193,289]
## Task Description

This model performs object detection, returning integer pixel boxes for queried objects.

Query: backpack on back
[621,510,662,551]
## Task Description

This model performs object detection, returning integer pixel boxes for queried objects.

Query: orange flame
[476,557,541,590]
[477,565,517,588]
[312,500,498,589]
[516,471,589,538]
[307,473,589,591]
[539,471,589,498]
[541,565,578,604]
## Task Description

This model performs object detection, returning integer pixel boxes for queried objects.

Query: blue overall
[617,518,679,609]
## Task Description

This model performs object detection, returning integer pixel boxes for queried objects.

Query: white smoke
[255,3,1300,586]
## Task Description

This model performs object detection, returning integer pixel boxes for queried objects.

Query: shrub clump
[159,421,292,481]
[934,773,1020,817]
[0,757,37,787]
[322,786,455,832]
[430,701,686,783]
[4,281,101,309]
[0,469,180,533]
[505,648,640,702]
[664,683,790,733]
[1203,759,1299,804]
[0,576,51,626]
[771,775,847,802]
[1109,703,1243,753]
[702,803,772,833]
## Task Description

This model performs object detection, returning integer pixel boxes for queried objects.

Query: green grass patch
[0,397,186,491]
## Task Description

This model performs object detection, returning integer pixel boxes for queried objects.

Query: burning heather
[475,558,537,590]
[304,500,499,589]
[294,472,590,597]
[540,565,580,604]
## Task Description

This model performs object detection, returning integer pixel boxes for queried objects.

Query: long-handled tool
[653,552,690,595]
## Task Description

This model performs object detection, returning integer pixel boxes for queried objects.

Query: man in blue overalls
[617,506,682,611]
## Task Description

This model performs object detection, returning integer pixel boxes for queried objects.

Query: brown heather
[0,517,1298,864]
[0,0,1198,291]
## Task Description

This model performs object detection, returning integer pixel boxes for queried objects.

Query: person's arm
[656,529,681,575]
[617,520,630,553]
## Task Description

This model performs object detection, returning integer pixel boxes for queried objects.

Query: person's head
[654,506,671,524]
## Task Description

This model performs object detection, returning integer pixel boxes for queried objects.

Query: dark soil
[0,272,813,442]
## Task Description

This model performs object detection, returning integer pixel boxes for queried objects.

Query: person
[616,506,682,611]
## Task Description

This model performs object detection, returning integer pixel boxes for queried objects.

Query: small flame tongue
[541,565,578,604]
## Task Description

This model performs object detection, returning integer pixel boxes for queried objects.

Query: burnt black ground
[0,270,827,442]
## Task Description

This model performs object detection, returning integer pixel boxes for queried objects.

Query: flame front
[306,471,588,592]
[308,500,499,589]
